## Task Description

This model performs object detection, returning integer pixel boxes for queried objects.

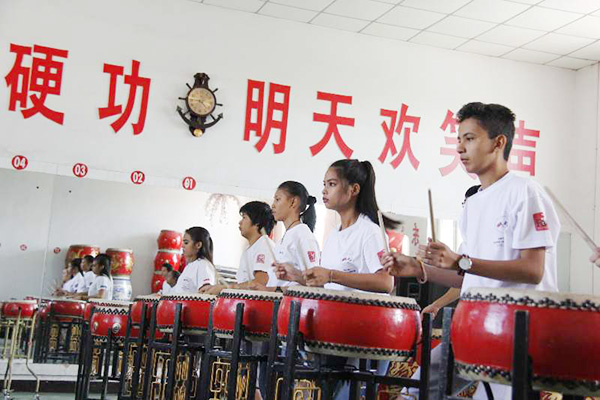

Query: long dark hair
[70,258,84,276]
[93,254,112,278]
[185,227,214,263]
[278,181,317,232]
[330,159,399,229]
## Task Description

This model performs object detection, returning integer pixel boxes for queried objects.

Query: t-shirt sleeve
[512,185,560,250]
[297,230,321,269]
[76,275,87,293]
[252,240,274,275]
[196,260,216,289]
[362,232,387,274]
[96,276,110,291]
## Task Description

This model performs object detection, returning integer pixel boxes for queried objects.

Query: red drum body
[278,287,421,361]
[156,293,216,335]
[213,290,282,341]
[86,299,123,322]
[106,248,134,277]
[50,299,86,319]
[151,273,164,294]
[131,295,160,326]
[90,301,136,340]
[157,230,183,251]
[3,300,38,320]
[66,244,100,268]
[452,287,600,396]
[154,250,182,272]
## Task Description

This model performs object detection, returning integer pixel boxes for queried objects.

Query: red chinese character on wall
[508,120,540,176]
[378,104,420,169]
[4,43,69,124]
[243,79,291,154]
[310,92,355,158]
[439,110,475,179]
[98,60,151,135]
[411,223,420,247]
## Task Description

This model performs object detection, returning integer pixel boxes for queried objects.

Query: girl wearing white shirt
[171,227,217,293]
[56,259,85,296]
[81,255,96,290]
[78,254,113,300]
[278,159,397,293]
[270,181,320,288]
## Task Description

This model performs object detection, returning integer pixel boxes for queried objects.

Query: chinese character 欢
[378,103,420,169]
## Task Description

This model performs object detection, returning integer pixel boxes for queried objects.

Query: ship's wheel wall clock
[177,72,223,137]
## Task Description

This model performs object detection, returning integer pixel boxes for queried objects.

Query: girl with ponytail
[269,181,321,288]
[277,159,396,293]
[172,226,217,293]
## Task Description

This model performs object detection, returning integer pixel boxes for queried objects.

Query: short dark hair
[83,255,95,264]
[70,258,83,275]
[457,102,515,161]
[240,201,276,235]
[169,270,180,280]
[161,263,173,272]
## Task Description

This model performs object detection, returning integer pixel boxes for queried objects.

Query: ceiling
[191,0,600,71]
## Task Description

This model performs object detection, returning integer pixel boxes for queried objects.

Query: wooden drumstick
[294,237,310,272]
[377,210,390,253]
[207,261,227,287]
[545,187,598,252]
[428,189,437,242]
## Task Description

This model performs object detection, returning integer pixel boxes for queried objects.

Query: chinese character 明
[243,79,291,154]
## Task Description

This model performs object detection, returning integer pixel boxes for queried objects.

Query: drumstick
[428,189,437,242]
[545,186,598,252]
[260,228,278,264]
[377,210,390,253]
[207,261,227,287]
[294,237,310,272]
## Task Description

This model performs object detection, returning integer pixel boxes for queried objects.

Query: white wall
[1,0,599,297]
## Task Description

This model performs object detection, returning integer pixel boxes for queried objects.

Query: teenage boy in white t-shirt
[382,102,561,400]
[201,201,276,294]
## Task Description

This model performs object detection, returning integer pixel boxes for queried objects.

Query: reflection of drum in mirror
[212,289,282,341]
[157,230,183,251]
[278,286,421,361]
[156,293,215,335]
[65,244,100,268]
[452,287,600,396]
[106,248,134,301]
[154,249,182,271]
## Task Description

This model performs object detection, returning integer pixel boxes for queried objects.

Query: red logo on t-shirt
[377,250,385,260]
[256,254,265,264]
[307,251,316,263]
[533,212,549,231]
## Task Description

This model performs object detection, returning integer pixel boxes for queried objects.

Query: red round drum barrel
[106,248,134,276]
[154,250,182,271]
[213,289,282,341]
[65,244,100,268]
[157,230,183,251]
[3,300,38,320]
[278,286,421,361]
[90,300,136,340]
[452,287,600,396]
[156,293,216,335]
[50,298,86,319]
[131,294,161,327]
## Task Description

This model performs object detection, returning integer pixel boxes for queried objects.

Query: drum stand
[118,303,150,400]
[198,302,273,400]
[36,310,83,364]
[2,311,41,400]
[142,304,206,400]
[76,308,128,400]
[269,300,434,400]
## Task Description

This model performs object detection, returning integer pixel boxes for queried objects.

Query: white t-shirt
[172,258,216,293]
[83,271,95,290]
[88,275,113,300]
[161,280,172,295]
[267,224,320,287]
[321,214,387,292]
[62,277,75,292]
[237,236,276,284]
[459,172,560,295]
[71,273,87,293]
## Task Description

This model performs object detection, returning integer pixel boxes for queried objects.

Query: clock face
[187,87,216,116]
